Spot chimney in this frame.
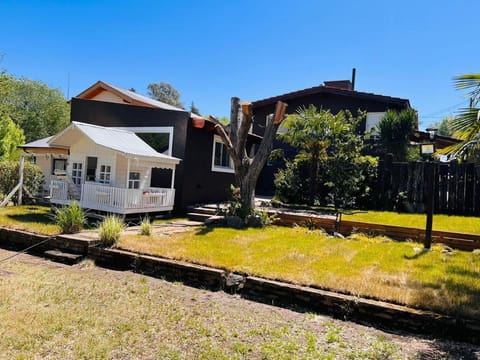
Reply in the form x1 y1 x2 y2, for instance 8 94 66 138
351 68 356 90
323 80 353 90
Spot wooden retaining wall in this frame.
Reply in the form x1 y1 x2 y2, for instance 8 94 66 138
272 213 480 251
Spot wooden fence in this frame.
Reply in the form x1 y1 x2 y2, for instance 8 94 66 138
376 155 480 215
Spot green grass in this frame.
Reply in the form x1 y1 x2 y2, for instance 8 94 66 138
343 210 480 234
0 249 426 359
0 205 60 235
118 226 480 318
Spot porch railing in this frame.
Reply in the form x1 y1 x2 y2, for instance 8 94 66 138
50 180 69 204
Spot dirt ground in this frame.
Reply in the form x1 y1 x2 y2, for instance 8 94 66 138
0 248 479 359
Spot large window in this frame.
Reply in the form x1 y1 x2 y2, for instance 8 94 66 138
211 135 234 173
365 112 386 136
128 172 141 189
98 165 111 184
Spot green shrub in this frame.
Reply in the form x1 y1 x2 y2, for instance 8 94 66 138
54 201 86 234
0 160 44 204
98 215 126 246
139 217 153 236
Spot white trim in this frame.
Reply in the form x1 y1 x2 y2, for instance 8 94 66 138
115 126 174 156
211 135 235 174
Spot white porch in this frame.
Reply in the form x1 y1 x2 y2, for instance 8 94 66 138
51 180 175 214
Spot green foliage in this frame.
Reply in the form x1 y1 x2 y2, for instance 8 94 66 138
147 82 183 108
98 215 126 246
377 109 417 161
276 106 372 210
0 116 25 160
439 74 480 161
54 201 86 234
0 160 43 204
0 73 70 142
139 217 153 236
433 116 455 137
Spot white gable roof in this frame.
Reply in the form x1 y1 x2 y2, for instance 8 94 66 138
49 122 180 165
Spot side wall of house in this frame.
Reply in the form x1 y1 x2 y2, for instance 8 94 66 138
252 92 410 196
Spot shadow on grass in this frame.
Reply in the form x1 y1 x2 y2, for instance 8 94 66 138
7 213 54 225
195 226 215 235
403 248 430 260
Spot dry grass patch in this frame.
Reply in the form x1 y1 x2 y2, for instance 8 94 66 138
118 226 480 318
0 249 450 359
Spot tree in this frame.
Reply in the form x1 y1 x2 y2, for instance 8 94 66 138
209 98 287 217
189 101 200 115
0 115 25 161
432 116 455 137
279 106 365 209
440 74 480 160
0 73 70 142
377 109 417 161
147 82 183 108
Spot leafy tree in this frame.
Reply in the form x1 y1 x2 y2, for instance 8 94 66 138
0 115 25 160
275 106 373 211
0 73 70 142
377 109 417 161
433 116 455 137
147 82 183 108
189 101 200 115
0 160 43 204
440 74 480 160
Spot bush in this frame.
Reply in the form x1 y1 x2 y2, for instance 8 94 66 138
98 215 126 247
54 201 86 234
139 217 153 236
0 160 44 204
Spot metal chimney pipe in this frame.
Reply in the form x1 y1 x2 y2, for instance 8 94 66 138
351 68 356 91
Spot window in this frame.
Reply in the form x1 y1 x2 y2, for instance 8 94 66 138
71 163 83 185
98 165 111 184
365 112 386 136
128 172 141 189
211 135 234 173
52 159 67 175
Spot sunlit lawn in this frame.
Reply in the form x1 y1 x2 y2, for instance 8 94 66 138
0 205 59 235
119 226 480 318
343 210 480 234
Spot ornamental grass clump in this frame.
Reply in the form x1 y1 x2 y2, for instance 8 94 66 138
139 217 153 236
98 215 126 247
54 201 86 234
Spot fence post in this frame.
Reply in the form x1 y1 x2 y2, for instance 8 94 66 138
424 162 436 249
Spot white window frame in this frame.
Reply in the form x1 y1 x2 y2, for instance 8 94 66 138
71 162 83 185
115 126 174 156
98 164 112 184
128 171 141 189
211 135 234 173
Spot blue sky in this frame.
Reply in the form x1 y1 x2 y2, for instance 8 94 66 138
1 0 478 129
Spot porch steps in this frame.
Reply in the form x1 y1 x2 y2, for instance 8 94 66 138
186 205 219 223
44 249 84 265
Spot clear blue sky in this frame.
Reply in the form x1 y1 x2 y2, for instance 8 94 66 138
1 0 478 129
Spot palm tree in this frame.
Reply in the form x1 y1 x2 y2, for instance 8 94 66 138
441 74 480 160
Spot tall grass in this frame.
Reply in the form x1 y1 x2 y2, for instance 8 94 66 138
98 215 126 246
53 201 86 234
139 217 153 236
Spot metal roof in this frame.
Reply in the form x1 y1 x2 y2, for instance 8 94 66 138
49 122 181 164
20 136 55 148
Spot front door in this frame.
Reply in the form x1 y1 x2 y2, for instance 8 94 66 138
86 157 97 182
71 162 83 195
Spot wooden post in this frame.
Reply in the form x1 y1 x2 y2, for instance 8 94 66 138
170 167 175 189
424 162 436 249
18 154 25 205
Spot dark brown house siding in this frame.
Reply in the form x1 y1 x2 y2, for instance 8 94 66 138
251 86 411 196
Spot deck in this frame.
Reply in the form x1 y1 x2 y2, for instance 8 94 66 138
50 180 175 214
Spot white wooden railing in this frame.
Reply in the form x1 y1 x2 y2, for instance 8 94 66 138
81 183 175 213
50 180 69 204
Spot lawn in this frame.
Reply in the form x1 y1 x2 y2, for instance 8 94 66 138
342 210 480 234
118 226 480 318
0 249 443 359
0 205 60 235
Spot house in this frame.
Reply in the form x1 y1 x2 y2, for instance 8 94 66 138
21 81 255 214
251 79 413 195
